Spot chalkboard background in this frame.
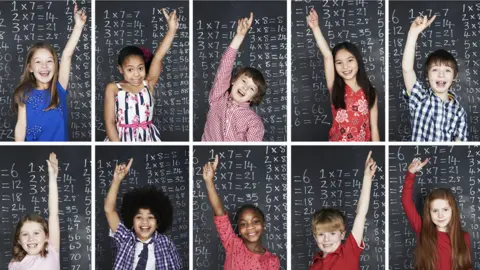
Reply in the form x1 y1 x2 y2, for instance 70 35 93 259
95 146 189 270
193 146 287 269
292 0 386 141
193 1 287 142
0 1 91 141
389 146 480 269
95 1 189 141
389 1 480 141
291 146 385 269
0 146 91 269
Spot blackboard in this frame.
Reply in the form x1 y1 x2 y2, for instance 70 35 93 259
291 146 385 269
292 0 386 141
95 1 189 142
0 1 91 141
389 1 480 141
193 1 287 142
193 146 287 269
388 146 479 269
0 146 91 269
95 146 189 270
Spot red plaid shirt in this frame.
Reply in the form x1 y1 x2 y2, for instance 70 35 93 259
201 47 264 142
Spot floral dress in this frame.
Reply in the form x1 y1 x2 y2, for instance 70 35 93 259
106 80 161 142
329 85 371 141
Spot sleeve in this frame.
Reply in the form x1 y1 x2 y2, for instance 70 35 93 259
109 221 134 245
56 80 68 94
454 109 468 141
270 255 280 270
7 262 17 270
47 240 60 262
167 237 183 270
403 79 426 108
345 232 365 259
401 171 422 234
213 213 240 253
209 47 237 104
245 115 265 141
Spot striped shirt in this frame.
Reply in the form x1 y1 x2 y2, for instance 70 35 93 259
403 80 467 141
201 46 264 142
110 222 182 270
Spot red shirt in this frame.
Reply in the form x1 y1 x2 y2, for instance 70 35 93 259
214 214 280 270
309 233 364 270
201 46 264 142
329 85 371 142
402 172 472 270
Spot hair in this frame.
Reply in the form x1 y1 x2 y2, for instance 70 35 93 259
229 67 267 106
415 188 472 270
117 45 152 74
12 42 60 112
234 204 265 234
331 42 377 110
423 49 458 82
11 214 49 262
120 186 173 234
311 208 346 235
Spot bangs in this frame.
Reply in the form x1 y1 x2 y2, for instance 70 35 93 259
427 58 456 70
314 219 345 234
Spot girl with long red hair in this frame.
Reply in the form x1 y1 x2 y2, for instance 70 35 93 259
402 158 472 270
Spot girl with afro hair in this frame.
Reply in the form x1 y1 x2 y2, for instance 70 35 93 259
104 158 181 270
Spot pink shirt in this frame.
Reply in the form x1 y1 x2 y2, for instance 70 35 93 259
8 241 60 270
214 214 280 270
201 46 265 142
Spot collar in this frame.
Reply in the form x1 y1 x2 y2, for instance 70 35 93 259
313 244 342 262
228 95 251 108
428 88 458 104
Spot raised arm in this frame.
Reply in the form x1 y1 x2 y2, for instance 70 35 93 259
104 158 133 232
46 153 60 251
202 155 225 216
306 8 334 91
402 158 429 233
402 16 436 94
351 151 376 246
209 13 253 103
104 83 120 142
14 104 26 141
146 8 178 90
58 3 87 89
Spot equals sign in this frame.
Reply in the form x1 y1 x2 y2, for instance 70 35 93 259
37 15 45 20
1 170 9 177
37 35 44 40
434 41 441 46
439 148 446 153
439 158 447 163
126 14 133 19
37 4 44 10
221 24 228 28
304 120 312 124
350 33 357 38
295 8 303 14
235 154 242 158
271 45 278 50
126 23 133 27
235 174 242 179
2 195 11 200
234 184 242 189
344 173 350 176
126 32 133 37
235 164 242 169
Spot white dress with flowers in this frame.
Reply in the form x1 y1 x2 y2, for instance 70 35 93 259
107 80 161 142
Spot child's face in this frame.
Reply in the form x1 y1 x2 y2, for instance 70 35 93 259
427 64 455 95
133 208 157 241
334 49 358 82
28 48 55 87
430 199 452 232
118 55 146 87
18 221 48 256
231 74 259 103
314 230 345 255
237 208 265 244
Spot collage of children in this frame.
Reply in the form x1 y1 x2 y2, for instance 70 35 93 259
0 0 478 269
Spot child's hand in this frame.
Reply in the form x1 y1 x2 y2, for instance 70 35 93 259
113 158 133 182
409 15 436 36
162 8 178 31
46 152 58 176
73 3 87 27
236 12 253 37
202 155 219 183
408 157 429 173
364 151 377 179
306 8 319 30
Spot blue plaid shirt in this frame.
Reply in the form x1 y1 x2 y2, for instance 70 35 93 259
110 221 182 270
403 80 468 142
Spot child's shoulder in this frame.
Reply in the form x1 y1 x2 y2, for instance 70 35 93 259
105 82 120 93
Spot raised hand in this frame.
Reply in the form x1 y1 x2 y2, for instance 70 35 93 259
409 15 436 36
202 155 219 183
113 158 133 182
408 157 429 173
162 8 179 31
237 12 253 37
73 3 87 27
306 8 320 30
47 152 59 177
364 151 377 179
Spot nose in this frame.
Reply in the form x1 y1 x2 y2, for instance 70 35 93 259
324 234 330 241
438 211 444 218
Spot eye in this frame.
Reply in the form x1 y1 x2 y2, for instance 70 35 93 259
128 68 133 72
330 232 336 236
432 209 437 213
139 67 144 71
48 60 53 63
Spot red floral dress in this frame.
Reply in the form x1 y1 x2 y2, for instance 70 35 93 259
329 85 371 141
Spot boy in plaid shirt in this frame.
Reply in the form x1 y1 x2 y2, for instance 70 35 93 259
402 15 467 142
201 12 267 142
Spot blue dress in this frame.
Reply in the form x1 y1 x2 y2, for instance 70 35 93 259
25 81 68 141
